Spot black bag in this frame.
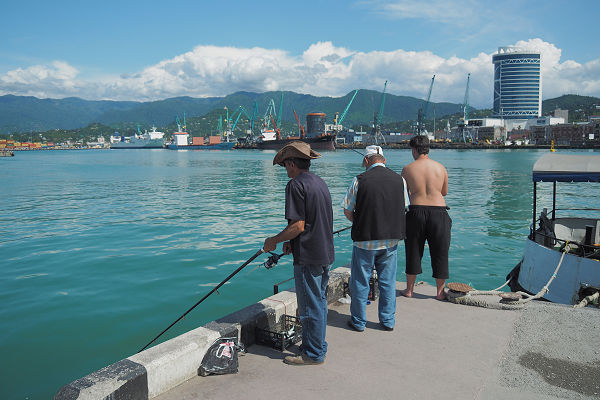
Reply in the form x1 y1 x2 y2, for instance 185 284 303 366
198 337 245 377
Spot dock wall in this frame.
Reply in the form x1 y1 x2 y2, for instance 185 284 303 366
54 267 350 400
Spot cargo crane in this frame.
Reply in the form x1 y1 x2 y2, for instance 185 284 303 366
250 101 258 137
261 99 280 141
269 114 281 140
293 110 306 139
229 105 252 133
416 75 435 135
463 73 470 122
334 89 359 131
371 81 387 144
458 73 473 143
276 92 284 128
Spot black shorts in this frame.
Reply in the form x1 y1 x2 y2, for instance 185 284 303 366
405 205 452 279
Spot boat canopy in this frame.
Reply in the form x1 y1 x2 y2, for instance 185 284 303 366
532 153 600 183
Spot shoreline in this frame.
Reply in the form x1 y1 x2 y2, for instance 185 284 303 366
6 143 600 152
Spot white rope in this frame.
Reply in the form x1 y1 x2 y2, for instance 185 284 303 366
574 291 599 309
447 243 572 309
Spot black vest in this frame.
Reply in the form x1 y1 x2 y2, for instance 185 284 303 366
351 166 406 242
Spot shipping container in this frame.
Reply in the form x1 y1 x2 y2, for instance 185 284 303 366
192 136 203 145
208 136 221 144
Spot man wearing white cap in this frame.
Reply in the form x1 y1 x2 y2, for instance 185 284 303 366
341 145 407 332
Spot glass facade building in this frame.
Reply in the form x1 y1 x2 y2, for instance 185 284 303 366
492 47 541 119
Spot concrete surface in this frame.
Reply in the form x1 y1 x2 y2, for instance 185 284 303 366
156 282 600 400
153 281 598 400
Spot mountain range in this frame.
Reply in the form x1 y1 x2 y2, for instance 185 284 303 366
0 91 464 134
1 92 598 136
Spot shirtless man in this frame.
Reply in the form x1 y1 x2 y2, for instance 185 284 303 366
401 135 451 300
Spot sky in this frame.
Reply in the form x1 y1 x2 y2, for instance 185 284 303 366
1 0 599 109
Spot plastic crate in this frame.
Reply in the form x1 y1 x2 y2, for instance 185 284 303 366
255 315 302 351
343 275 378 300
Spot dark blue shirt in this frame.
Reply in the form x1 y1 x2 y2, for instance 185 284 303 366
285 171 335 266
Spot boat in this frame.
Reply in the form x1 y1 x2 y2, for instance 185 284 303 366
254 112 336 151
165 113 236 150
166 131 236 150
507 153 600 305
0 150 15 157
110 126 165 149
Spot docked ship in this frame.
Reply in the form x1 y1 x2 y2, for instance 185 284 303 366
166 128 235 150
254 112 336 151
110 126 166 149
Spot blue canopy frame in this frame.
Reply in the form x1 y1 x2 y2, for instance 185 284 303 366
532 153 600 226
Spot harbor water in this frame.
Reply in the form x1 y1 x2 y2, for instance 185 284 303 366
1 148 598 399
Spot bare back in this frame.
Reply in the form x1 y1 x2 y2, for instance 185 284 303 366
401 155 448 206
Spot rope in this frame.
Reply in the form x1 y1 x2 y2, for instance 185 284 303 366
574 291 599 309
447 242 572 310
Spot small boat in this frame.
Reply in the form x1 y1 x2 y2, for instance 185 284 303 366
0 150 15 157
508 153 600 305
110 126 165 149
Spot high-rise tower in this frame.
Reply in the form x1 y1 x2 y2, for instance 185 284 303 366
492 47 541 119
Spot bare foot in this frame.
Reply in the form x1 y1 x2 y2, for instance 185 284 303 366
436 291 447 301
400 289 413 298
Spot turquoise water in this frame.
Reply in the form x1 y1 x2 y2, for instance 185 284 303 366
1 148 598 399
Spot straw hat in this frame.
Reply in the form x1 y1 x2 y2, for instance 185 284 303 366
272 141 322 166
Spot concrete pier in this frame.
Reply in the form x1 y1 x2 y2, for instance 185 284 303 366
56 267 600 399
157 282 599 399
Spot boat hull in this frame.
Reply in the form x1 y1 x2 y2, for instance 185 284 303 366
110 140 164 149
255 135 336 151
515 238 600 304
166 142 236 150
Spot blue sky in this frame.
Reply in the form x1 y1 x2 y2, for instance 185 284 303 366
1 0 599 108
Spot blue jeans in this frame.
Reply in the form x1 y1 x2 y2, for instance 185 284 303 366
294 264 330 362
349 245 398 329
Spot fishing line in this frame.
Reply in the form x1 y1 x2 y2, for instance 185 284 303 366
350 148 365 157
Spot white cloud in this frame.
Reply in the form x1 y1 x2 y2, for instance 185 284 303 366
0 39 598 109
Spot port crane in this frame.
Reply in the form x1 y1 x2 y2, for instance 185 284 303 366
276 92 284 128
293 110 306 139
458 73 473 143
228 105 252 133
262 99 277 130
371 81 387 144
269 114 281 140
416 75 435 135
334 89 359 131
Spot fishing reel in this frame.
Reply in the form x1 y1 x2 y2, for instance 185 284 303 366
263 252 284 269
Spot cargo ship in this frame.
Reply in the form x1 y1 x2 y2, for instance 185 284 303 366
253 112 336 151
166 130 235 150
110 126 165 149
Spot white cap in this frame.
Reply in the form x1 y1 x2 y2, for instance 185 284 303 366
364 145 383 157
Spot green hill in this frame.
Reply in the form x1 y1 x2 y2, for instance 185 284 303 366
0 91 463 135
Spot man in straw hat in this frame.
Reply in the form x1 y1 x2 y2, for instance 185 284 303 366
341 145 407 332
264 141 334 366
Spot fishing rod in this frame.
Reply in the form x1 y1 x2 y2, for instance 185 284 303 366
138 248 265 353
350 148 365 157
138 226 353 352
334 226 351 235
